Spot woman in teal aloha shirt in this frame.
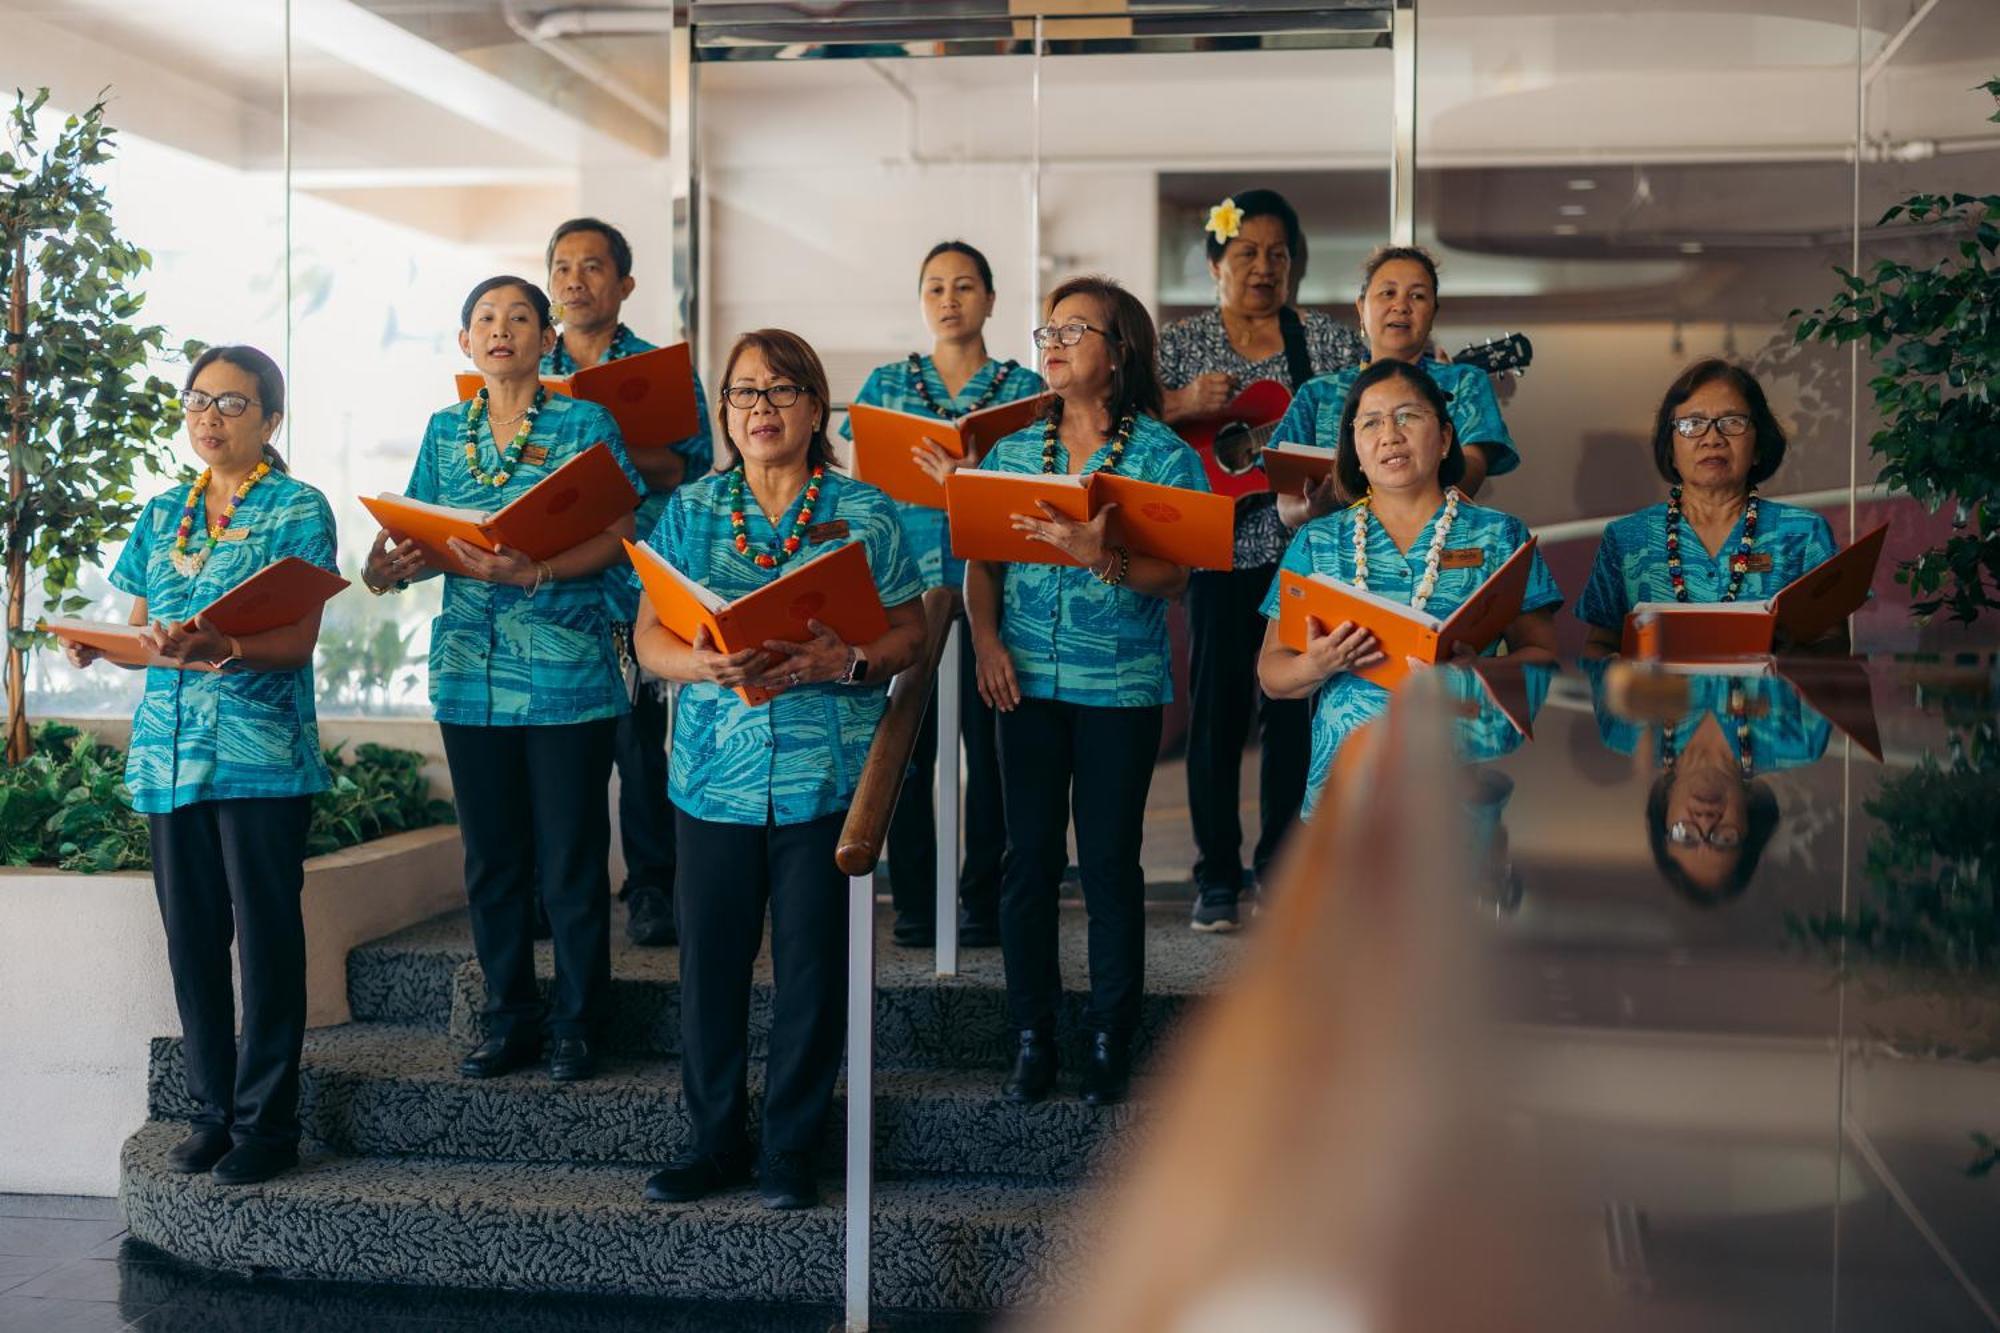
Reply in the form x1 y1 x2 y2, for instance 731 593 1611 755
965 274 1210 1110
363 276 642 1089
840 239 1046 950
68 345 336 1187
632 328 924 1212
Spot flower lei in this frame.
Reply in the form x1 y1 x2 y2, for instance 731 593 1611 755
1665 485 1759 602
1660 682 1755 779
464 385 547 488
730 464 824 570
907 354 1014 420
1205 197 1243 243
1041 410 1135 476
171 462 272 577
546 322 636 374
1352 488 1461 609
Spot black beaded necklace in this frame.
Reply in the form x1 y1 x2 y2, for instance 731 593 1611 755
906 353 1014 420
1040 408 1135 476
1659 683 1755 779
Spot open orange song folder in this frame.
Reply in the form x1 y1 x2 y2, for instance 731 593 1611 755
625 538 890 706
361 443 640 578
944 469 1234 570
1276 537 1539 692
44 556 350 671
1260 442 1337 498
1620 522 1888 659
847 393 1053 509
455 342 701 450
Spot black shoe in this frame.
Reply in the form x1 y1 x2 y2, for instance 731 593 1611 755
892 912 936 948
625 883 677 948
957 907 1000 948
1001 1029 1058 1104
210 1141 298 1186
164 1127 233 1175
459 1032 543 1079
758 1149 819 1210
1190 885 1241 934
547 1036 595 1083
644 1147 754 1204
1079 1030 1132 1107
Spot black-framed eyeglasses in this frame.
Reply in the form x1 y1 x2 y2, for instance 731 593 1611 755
1031 320 1116 350
722 384 811 410
1671 414 1752 440
1666 820 1742 850
182 390 260 418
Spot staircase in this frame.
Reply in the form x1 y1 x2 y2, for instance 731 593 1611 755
118 901 1235 1314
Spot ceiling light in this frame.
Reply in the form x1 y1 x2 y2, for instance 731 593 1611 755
1679 241 1704 254
1559 204 1587 217
1554 224 1580 236
1567 179 1597 191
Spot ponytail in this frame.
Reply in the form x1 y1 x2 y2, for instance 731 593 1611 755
261 442 290 474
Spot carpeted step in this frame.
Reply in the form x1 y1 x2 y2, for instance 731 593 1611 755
147 1026 1144 1181
120 1120 1086 1311
346 911 478 1030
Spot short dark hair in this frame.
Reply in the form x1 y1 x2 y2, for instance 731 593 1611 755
1645 770 1782 906
920 240 994 292
1203 188 1306 276
714 328 836 471
1334 358 1465 499
1359 244 1440 298
184 344 289 473
546 217 633 280
1041 274 1164 425
460 276 551 332
1650 358 1789 487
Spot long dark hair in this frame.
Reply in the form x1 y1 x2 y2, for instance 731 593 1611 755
1333 358 1464 498
184 344 288 473
713 328 836 471
1040 274 1164 428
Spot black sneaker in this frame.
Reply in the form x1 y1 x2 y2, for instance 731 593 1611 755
1189 885 1240 933
625 883 676 948
758 1149 819 1210
644 1147 754 1204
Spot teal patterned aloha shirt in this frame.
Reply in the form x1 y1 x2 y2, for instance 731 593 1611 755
540 329 713 621
644 468 922 826
406 393 642 727
1577 499 1838 631
1270 357 1519 480
839 354 1046 591
1259 496 1564 818
1589 667 1831 774
109 470 338 815
977 413 1210 708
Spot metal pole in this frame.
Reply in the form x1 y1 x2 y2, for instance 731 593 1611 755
669 0 700 357
934 619 962 977
1389 0 1418 246
842 871 876 1331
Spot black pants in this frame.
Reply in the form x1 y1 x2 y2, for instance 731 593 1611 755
614 681 675 896
996 698 1163 1036
885 614 1003 923
442 719 618 1041
148 796 313 1149
675 808 847 1157
1185 563 1310 892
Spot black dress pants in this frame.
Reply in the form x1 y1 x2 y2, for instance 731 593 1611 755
1184 563 1311 892
441 718 618 1041
147 795 313 1149
996 698 1163 1036
613 681 675 896
675 807 847 1157
885 613 1004 924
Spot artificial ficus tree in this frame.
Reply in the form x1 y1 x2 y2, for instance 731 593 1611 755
1 88 195 762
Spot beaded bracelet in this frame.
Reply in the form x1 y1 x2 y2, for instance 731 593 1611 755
1092 544 1131 588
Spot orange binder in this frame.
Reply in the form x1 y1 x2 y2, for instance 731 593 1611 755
944 470 1234 570
1621 656 1884 763
847 394 1053 509
455 343 701 449
361 443 640 577
1276 537 1539 691
1260 443 1336 498
44 556 350 671
625 538 891 706
1621 523 1888 659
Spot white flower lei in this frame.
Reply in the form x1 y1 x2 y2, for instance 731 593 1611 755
1352 488 1461 609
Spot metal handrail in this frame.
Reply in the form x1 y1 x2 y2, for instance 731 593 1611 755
836 586 959 876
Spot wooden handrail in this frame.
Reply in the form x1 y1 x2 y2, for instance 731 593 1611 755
835 586 958 877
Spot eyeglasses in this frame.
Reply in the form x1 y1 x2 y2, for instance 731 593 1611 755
1031 320 1116 350
1353 407 1436 441
721 384 811 410
182 391 260 418
1671 414 1752 440
1666 820 1742 850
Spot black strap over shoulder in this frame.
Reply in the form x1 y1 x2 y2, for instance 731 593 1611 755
1277 306 1314 390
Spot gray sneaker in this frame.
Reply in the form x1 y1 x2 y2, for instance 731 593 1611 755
1190 886 1240 933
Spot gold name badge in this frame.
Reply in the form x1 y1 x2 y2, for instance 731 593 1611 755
215 527 251 542
1437 547 1486 570
1744 552 1775 573
518 445 551 467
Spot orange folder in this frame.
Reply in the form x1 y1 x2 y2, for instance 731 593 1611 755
455 343 700 449
361 443 640 577
45 556 350 671
1260 443 1337 498
1621 523 1888 659
847 394 1053 509
625 538 891 706
1276 537 1539 691
944 470 1233 570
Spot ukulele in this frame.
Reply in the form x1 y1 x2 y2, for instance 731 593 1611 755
1180 331 1535 498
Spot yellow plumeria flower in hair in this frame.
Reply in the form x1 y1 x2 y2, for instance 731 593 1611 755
1205 197 1244 243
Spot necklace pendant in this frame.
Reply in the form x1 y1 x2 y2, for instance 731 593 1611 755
170 549 205 578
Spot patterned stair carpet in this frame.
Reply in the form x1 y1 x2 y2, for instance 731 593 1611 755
120 901 1244 1313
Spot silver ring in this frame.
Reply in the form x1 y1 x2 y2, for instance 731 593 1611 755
788 672 801 687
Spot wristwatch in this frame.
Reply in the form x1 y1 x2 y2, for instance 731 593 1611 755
839 646 869 686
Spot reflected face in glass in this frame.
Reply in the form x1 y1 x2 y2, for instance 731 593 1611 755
1662 717 1749 894
1211 215 1291 319
1039 293 1117 403
1670 379 1757 494
1352 378 1451 495
919 250 994 343
724 346 819 467
548 230 633 335
1357 258 1436 362
458 285 555 378
185 359 273 473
